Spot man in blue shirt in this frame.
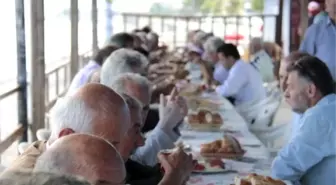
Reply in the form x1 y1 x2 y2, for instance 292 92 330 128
272 56 336 185
278 52 310 142
299 0 336 80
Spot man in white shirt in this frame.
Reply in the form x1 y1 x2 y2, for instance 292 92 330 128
215 43 266 105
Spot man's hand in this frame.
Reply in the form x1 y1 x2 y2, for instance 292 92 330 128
158 88 188 131
158 148 194 185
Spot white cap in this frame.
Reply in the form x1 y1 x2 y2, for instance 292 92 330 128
308 1 320 12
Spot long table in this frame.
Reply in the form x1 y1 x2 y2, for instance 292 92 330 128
179 94 285 185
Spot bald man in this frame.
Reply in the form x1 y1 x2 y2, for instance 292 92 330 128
34 134 126 184
1 83 130 175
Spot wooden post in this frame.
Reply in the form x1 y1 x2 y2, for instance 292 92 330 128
300 0 309 39
70 0 79 79
92 0 99 53
275 0 284 47
30 0 45 141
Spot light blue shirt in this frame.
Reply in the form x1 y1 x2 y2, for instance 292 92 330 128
131 126 179 166
215 60 266 105
213 62 229 83
290 112 302 140
299 17 336 80
272 94 336 185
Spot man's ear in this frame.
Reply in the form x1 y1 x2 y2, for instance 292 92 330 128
307 83 317 98
58 128 75 138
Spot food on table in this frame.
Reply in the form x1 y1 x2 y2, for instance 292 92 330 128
193 159 225 172
178 83 203 96
234 173 286 185
200 135 245 158
187 109 223 125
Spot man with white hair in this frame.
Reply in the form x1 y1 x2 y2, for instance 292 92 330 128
203 36 228 83
1 84 131 175
100 48 149 84
105 73 187 166
249 37 275 82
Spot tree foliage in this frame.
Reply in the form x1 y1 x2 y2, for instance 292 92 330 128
181 0 243 15
251 0 264 13
150 3 179 14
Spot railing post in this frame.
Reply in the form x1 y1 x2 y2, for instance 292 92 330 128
92 0 99 53
70 0 79 79
30 0 45 141
15 0 28 143
275 0 284 47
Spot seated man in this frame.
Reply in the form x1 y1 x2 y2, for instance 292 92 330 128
272 56 335 185
117 93 193 185
100 48 149 83
1 84 131 175
215 43 266 105
202 36 228 84
34 134 126 184
105 73 187 166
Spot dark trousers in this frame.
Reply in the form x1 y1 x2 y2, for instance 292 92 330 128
142 108 159 133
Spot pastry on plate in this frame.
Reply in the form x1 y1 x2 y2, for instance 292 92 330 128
234 173 286 185
200 135 245 158
187 109 223 125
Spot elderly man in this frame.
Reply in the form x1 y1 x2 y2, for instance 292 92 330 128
215 43 266 105
203 36 228 84
117 92 193 185
1 83 131 175
278 52 310 142
299 0 336 80
272 56 336 185
105 73 187 166
249 37 275 83
100 48 149 84
34 134 126 184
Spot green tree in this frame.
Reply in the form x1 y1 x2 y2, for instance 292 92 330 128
251 0 264 13
181 0 243 15
150 3 178 14
223 0 244 14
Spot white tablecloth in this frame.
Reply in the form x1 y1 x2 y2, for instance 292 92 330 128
180 96 281 185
